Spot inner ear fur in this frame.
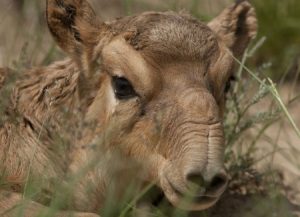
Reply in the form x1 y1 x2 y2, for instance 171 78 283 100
208 0 257 58
46 0 111 73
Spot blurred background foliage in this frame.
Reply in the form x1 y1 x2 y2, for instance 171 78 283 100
251 0 300 80
0 0 299 81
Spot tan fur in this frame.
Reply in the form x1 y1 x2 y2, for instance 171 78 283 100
0 0 257 216
0 67 8 89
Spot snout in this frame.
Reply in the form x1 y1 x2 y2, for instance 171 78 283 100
160 164 228 211
158 121 227 210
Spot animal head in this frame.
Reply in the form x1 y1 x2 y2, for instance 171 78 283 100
47 0 257 211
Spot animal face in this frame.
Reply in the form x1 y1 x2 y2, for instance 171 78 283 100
47 0 257 210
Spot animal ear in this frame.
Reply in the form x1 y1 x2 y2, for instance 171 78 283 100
46 0 112 73
208 0 257 58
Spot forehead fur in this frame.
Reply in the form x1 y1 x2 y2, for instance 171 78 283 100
108 12 220 65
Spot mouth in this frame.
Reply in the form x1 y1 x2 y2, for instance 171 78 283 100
159 174 220 211
138 186 219 215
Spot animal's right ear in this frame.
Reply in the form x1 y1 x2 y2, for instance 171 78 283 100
208 0 257 58
46 0 112 73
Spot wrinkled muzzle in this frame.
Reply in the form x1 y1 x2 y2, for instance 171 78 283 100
159 122 228 211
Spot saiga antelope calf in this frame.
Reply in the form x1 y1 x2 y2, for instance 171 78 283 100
0 0 257 216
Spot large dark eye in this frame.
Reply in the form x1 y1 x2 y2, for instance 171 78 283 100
112 76 137 100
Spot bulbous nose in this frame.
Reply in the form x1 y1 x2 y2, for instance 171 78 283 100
186 170 228 197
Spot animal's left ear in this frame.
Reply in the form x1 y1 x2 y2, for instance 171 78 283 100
46 0 112 73
208 0 257 58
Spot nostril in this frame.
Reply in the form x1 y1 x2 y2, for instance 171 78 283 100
186 172 205 187
186 172 207 196
211 175 226 189
206 173 228 196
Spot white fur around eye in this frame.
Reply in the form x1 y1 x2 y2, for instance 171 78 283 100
107 85 119 114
